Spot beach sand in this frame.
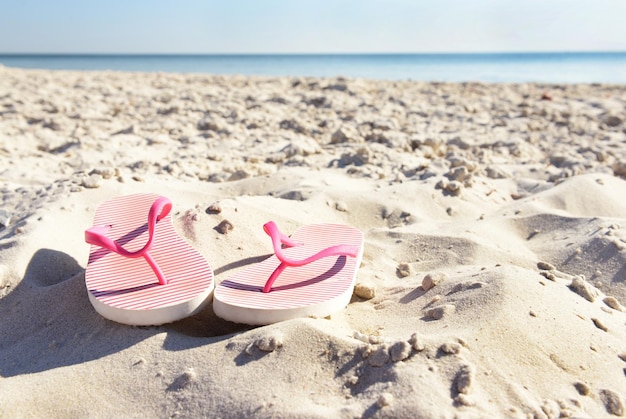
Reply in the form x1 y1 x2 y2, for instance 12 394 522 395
1 65 625 417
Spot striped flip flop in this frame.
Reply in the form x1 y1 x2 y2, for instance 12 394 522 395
214 221 364 325
84 194 214 325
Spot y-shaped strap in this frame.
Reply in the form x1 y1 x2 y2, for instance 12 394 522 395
85 196 172 285
262 221 360 293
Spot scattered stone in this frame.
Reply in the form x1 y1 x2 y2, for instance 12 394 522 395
422 272 448 291
377 393 394 408
334 201 348 212
157 106 179 115
436 179 463 196
254 333 283 352
396 263 411 278
574 381 590 396
331 126 361 144
228 170 250 181
352 331 370 343
353 283 375 300
570 276 599 302
389 341 412 362
279 119 306 134
215 220 234 234
591 318 608 332
206 202 222 214
599 389 625 416
541 399 560 418
603 296 624 312
281 136 321 157
90 167 118 179
424 304 456 320
81 174 103 189
0 210 12 230
537 261 556 271
408 333 425 352
455 364 475 394
197 117 221 131
604 114 623 127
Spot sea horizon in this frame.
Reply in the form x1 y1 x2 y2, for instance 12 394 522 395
1 51 626 84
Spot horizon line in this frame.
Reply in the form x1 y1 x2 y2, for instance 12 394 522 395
1 50 626 56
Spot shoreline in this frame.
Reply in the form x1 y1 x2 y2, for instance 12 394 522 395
1 66 626 417
2 51 626 84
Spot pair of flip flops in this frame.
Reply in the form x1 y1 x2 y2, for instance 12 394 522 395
84 194 364 326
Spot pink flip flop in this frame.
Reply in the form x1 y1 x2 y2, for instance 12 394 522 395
214 221 364 325
84 194 214 325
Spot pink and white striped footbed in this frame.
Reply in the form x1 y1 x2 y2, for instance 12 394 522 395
84 194 214 325
213 222 364 325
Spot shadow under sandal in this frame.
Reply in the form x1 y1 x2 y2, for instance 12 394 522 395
213 221 364 325
84 193 214 326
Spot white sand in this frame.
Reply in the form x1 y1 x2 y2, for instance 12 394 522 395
1 65 625 417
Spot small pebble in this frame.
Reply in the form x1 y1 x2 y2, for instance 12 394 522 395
541 399 560 418
90 167 117 179
389 341 412 362
570 276 599 302
206 202 222 214
0 210 12 230
409 333 425 352
335 201 348 212
353 283 375 300
396 263 411 278
255 333 283 352
599 389 625 416
422 272 448 291
574 381 590 396
603 296 624 312
591 318 608 332
445 180 463 196
537 261 555 271
353 331 370 343
81 174 103 189
215 220 234 234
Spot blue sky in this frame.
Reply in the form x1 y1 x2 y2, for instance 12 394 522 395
1 0 625 53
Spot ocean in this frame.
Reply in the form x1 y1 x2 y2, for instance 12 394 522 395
1 53 625 84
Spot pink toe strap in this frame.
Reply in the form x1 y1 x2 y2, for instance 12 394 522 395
85 196 172 285
262 221 360 293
